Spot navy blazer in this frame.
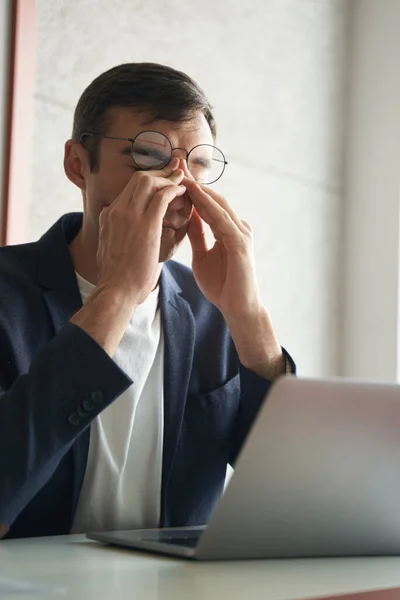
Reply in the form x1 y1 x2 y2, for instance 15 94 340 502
0 213 294 539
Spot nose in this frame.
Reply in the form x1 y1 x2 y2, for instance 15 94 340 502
177 157 193 180
166 158 192 213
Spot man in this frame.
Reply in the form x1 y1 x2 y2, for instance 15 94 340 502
0 63 295 539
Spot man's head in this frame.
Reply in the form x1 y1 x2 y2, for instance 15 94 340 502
64 63 217 262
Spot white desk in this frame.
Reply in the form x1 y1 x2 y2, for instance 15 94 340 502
1 535 400 600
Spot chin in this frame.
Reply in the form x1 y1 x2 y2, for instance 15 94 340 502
158 228 187 263
158 242 178 263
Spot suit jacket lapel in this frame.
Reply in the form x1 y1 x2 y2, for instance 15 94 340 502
159 264 195 526
36 213 89 524
37 214 84 333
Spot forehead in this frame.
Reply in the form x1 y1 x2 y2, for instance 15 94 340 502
107 107 214 148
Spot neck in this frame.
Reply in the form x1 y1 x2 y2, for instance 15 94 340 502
68 217 101 285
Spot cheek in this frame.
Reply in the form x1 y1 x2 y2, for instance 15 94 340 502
87 167 134 210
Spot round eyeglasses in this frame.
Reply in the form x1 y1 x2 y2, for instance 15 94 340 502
80 130 228 185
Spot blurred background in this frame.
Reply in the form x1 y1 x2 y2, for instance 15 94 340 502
1 0 400 381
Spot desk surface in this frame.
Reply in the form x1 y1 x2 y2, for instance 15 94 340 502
1 534 400 600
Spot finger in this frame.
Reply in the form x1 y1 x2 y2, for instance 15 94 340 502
136 157 183 185
128 170 184 212
184 178 246 232
98 204 110 231
166 169 185 185
241 219 252 232
183 181 243 243
152 156 180 178
108 157 183 212
187 208 208 260
146 184 187 222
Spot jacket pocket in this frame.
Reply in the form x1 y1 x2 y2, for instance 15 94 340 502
184 374 240 442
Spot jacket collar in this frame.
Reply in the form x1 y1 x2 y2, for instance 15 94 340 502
37 213 84 332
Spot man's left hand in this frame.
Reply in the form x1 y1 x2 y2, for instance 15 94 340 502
184 179 286 380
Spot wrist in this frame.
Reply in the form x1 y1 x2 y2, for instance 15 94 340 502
222 303 269 335
224 306 285 380
70 284 138 357
94 281 140 312
96 265 161 308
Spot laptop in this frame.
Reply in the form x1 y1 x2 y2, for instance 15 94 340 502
87 375 400 560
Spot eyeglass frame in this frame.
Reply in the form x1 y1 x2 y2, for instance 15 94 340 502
79 130 228 185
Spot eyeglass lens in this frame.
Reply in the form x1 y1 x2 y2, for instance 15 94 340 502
131 131 225 185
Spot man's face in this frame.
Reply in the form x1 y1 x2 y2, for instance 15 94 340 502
81 108 214 262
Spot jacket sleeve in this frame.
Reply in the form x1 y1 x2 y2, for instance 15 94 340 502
230 347 296 465
0 322 132 526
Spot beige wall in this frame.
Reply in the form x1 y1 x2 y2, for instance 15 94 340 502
31 0 350 377
341 0 400 381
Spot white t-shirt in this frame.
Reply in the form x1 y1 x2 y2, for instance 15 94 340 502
71 272 164 533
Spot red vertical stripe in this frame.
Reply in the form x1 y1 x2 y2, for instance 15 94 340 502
1 0 36 245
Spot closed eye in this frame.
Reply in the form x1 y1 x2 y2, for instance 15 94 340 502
121 146 133 156
133 145 168 162
189 157 212 169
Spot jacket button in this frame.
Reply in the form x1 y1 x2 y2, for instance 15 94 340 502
83 398 95 412
91 390 104 404
68 413 80 427
77 406 90 418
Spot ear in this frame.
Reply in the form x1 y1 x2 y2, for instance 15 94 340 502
64 139 90 191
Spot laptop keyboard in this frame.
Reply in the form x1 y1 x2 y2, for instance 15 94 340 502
158 536 199 548
140 532 201 549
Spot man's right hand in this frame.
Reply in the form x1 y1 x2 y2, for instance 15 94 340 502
97 157 185 306
70 157 185 356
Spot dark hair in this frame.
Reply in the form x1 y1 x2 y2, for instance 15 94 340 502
72 62 216 171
